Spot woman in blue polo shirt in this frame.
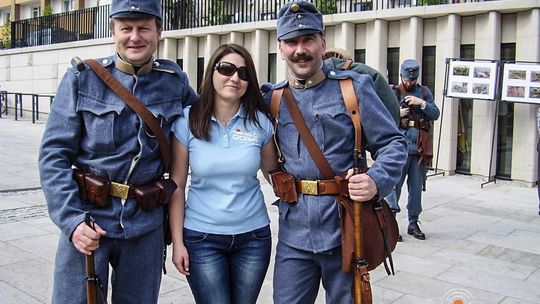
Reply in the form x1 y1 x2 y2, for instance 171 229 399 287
169 44 278 304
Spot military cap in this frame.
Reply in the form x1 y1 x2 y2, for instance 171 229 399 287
400 59 420 80
110 0 162 20
277 1 323 41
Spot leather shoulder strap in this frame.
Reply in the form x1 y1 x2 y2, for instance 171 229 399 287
339 79 362 151
84 59 171 172
270 88 284 120
282 86 336 179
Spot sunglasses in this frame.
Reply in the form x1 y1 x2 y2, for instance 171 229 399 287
214 61 249 81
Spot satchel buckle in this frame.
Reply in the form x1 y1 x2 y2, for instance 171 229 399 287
110 182 130 200
408 120 415 127
301 180 318 195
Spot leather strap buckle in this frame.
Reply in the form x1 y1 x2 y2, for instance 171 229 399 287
300 180 318 195
110 182 130 200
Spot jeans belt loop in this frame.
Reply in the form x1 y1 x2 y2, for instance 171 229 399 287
110 182 130 200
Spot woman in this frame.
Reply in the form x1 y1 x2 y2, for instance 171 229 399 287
169 43 278 304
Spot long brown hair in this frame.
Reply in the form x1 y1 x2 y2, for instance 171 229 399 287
189 43 270 141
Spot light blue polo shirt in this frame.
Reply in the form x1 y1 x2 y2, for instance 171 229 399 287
171 105 274 234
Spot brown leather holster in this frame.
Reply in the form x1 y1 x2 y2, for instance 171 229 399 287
73 169 177 210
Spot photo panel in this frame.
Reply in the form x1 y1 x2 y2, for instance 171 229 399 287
446 60 498 100
502 62 540 104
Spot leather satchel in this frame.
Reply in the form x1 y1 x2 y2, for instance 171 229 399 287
417 127 433 166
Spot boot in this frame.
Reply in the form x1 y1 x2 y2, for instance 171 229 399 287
407 221 425 240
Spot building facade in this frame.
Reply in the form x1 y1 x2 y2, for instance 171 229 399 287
0 0 538 185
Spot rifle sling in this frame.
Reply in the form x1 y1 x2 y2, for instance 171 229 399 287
84 59 171 172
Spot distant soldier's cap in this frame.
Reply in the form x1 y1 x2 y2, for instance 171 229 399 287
110 0 162 20
277 1 323 41
400 59 420 80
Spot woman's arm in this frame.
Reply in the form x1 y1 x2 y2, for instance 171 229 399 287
169 137 191 275
260 139 279 183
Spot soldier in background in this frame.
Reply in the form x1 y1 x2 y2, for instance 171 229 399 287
38 0 197 302
385 59 440 240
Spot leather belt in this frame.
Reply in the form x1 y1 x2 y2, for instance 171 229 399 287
295 179 341 195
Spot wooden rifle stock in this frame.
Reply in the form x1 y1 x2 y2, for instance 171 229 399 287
352 150 372 304
84 212 98 304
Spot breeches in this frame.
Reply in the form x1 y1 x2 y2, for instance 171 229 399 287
273 241 353 304
52 226 164 304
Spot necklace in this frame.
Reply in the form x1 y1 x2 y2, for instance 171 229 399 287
216 116 232 127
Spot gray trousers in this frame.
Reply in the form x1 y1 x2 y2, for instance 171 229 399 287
273 241 353 304
52 226 163 304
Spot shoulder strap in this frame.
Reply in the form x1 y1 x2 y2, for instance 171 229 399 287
282 86 336 179
84 59 171 172
339 79 362 152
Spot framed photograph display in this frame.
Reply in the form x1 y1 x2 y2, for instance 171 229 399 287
501 62 540 104
446 60 498 100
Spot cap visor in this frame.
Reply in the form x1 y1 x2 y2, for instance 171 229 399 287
279 29 321 41
110 11 158 19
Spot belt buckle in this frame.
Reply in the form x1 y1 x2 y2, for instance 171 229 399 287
408 120 415 127
301 180 318 195
110 182 130 200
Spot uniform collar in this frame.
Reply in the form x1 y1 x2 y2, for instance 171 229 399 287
288 63 326 89
115 54 154 75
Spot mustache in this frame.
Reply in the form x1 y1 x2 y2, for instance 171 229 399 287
290 54 314 63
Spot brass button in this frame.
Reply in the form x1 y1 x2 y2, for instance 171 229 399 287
291 3 300 12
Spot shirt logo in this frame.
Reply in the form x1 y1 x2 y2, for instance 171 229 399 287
232 128 259 143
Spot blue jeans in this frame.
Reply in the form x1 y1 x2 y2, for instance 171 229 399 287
386 154 425 223
273 241 353 304
183 225 272 304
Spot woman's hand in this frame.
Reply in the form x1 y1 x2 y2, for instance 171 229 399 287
172 242 190 276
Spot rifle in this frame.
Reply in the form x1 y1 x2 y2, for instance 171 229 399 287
84 212 107 304
352 150 372 304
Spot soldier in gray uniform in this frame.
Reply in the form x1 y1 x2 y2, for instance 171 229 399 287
38 0 197 302
261 1 407 303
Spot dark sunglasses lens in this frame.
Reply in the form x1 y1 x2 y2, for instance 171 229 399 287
216 62 249 81
217 63 236 76
237 67 249 81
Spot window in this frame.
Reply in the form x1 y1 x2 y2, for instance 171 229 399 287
32 7 40 18
421 46 436 93
387 47 400 85
197 57 205 92
496 43 516 180
267 53 277 84
455 44 475 174
64 0 74 12
354 49 365 64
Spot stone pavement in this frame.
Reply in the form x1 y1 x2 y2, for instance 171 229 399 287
1 114 539 304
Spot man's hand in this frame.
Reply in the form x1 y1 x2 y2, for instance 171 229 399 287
404 95 425 107
72 222 107 255
400 107 410 117
346 169 378 201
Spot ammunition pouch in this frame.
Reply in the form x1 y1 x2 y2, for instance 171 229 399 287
73 170 110 208
73 169 177 210
269 170 297 203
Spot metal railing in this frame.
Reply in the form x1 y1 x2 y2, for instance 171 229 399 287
9 0 483 48
0 91 54 123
